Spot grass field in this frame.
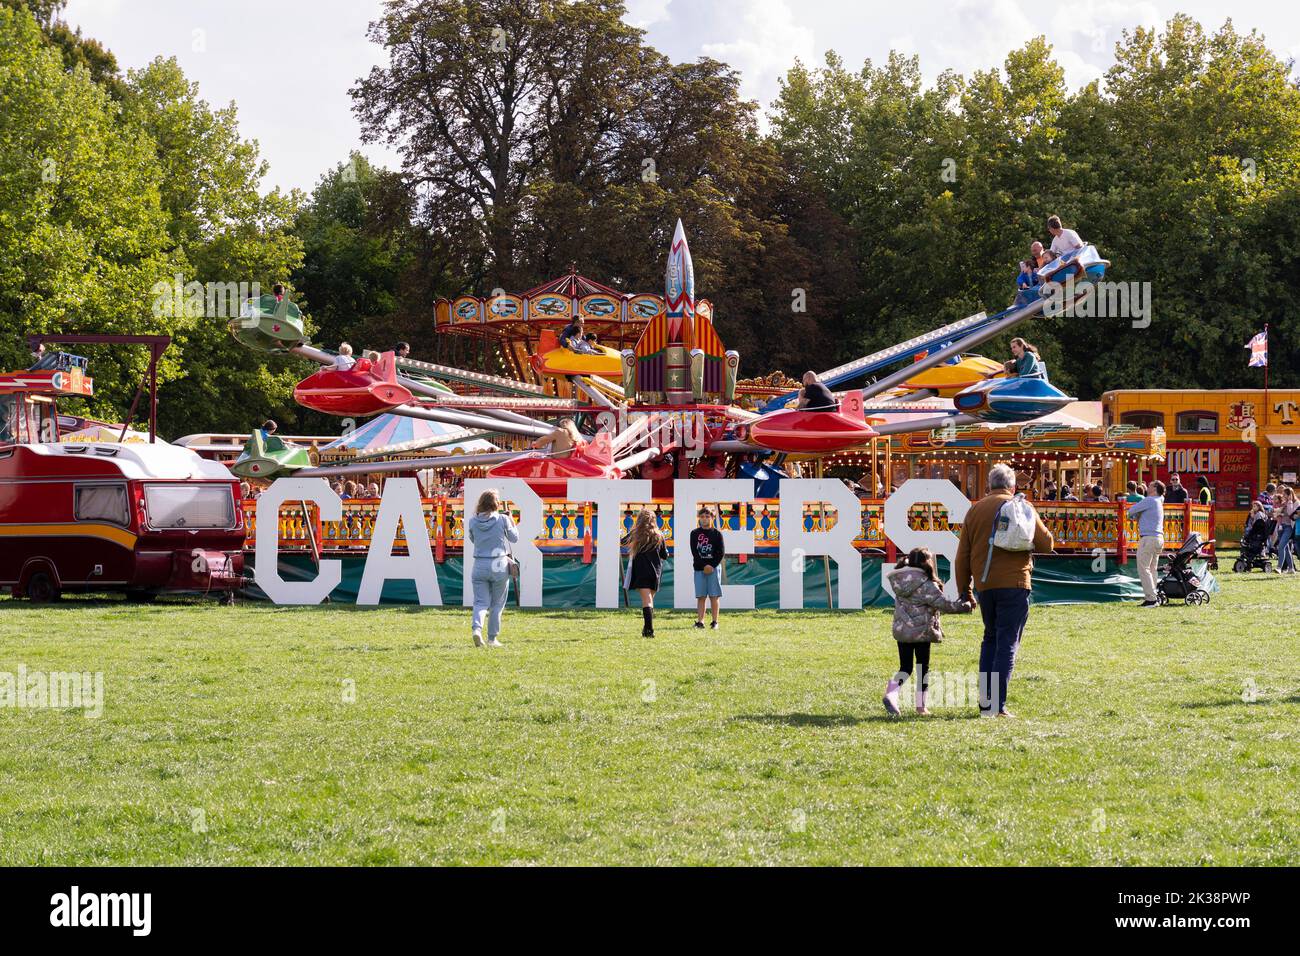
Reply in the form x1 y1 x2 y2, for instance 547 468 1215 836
1 570 1298 866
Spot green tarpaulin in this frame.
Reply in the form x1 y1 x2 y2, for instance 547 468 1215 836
243 553 1157 607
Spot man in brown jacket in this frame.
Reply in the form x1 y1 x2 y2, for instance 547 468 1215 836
954 464 1054 717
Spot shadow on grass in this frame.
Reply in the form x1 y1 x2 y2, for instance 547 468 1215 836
734 712 868 727
735 709 987 727
1181 695 1300 709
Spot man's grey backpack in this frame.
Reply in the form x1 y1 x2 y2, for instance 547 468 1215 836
982 493 1037 583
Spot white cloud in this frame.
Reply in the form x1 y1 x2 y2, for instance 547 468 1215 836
641 0 815 111
624 0 672 28
933 0 1036 77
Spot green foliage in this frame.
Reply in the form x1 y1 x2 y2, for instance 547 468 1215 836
120 57 305 438
0 6 173 422
769 18 1300 395
1 0 124 96
292 153 416 353
352 0 855 375
0 7 304 438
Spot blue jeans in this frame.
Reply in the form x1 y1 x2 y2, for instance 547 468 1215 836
1278 524 1295 572
471 564 510 639
975 588 1031 714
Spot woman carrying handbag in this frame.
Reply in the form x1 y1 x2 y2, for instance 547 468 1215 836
467 489 519 647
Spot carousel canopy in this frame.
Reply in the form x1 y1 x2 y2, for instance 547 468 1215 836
319 413 496 460
62 424 150 443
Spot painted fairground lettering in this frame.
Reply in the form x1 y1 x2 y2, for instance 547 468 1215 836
254 477 962 609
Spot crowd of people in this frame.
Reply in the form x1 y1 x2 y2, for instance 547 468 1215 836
1014 215 1085 297
1243 482 1299 573
470 464 1054 720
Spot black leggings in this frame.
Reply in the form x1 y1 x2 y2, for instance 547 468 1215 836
895 643 932 689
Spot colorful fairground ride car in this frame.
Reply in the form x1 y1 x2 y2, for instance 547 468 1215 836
0 353 245 602
228 291 307 353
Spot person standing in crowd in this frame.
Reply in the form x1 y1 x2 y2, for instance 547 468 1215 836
953 464 1054 718
796 371 838 411
1259 482 1277 507
690 507 726 631
1164 473 1189 504
1196 476 1213 505
467 489 519 648
625 510 669 637
1274 485 1296 574
883 547 973 717
1128 480 1166 608
1124 481 1142 504
1046 215 1084 257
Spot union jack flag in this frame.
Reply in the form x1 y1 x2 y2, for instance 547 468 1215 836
1246 331 1268 368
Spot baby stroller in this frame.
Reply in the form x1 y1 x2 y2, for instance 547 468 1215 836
1233 517 1275 573
1157 532 1213 605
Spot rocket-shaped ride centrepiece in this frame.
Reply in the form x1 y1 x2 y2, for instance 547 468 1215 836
662 219 695 405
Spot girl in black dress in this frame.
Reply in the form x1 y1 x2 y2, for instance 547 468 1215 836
624 509 669 637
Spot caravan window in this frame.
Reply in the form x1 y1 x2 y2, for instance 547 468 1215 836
143 483 235 529
74 484 130 527
0 396 15 444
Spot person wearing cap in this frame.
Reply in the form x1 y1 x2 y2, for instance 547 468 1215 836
1163 473 1189 504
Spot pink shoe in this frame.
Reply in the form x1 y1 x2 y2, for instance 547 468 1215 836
882 680 901 717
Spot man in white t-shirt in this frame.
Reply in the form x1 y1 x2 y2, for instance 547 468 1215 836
1047 215 1084 257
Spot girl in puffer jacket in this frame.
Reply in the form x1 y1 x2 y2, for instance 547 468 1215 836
884 548 973 716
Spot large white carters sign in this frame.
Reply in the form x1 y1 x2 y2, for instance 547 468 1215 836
254 478 963 609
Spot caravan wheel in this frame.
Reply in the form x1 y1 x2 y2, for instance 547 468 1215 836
25 572 61 603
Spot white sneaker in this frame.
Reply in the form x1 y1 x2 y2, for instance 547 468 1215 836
486 638 504 648
472 632 484 647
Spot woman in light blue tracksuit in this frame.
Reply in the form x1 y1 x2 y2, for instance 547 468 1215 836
467 489 518 647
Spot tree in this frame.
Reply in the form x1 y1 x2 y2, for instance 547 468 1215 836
1 0 124 95
293 153 418 353
0 6 173 423
120 57 306 437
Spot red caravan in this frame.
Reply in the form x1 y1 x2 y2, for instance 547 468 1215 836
0 360 245 601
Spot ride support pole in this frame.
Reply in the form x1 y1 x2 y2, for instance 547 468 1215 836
435 496 446 563
582 503 593 564
1116 500 1127 564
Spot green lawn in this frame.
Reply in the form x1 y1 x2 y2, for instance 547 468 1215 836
1 570 1297 865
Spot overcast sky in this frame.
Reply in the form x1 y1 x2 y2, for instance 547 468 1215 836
64 0 1300 196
